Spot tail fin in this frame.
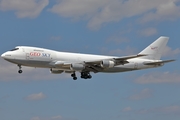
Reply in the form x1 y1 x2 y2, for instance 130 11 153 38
139 36 169 60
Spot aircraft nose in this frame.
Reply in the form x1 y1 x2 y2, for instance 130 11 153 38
1 53 5 58
1 52 10 59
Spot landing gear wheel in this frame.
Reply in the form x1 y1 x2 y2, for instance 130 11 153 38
88 75 92 79
18 65 22 74
71 72 77 80
81 72 92 79
73 77 77 80
71 74 75 77
18 70 23 74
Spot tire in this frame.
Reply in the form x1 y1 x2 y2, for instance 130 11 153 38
18 70 23 74
73 77 77 80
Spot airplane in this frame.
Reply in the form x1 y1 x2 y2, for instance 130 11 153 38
1 36 175 80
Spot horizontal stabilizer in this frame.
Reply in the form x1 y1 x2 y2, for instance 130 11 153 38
144 59 175 65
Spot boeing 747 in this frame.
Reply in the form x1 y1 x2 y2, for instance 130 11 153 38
1 36 175 80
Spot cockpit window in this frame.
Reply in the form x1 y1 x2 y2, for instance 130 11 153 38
10 48 19 51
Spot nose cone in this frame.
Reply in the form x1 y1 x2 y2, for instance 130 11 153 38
1 53 6 58
1 52 11 59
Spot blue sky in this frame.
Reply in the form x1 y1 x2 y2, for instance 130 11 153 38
0 0 180 120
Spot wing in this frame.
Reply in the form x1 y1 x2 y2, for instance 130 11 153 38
54 54 146 73
84 54 146 73
85 54 146 65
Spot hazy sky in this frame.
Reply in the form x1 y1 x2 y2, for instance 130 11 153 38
0 0 180 120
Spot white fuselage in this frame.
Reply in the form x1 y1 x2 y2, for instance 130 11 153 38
1 46 161 73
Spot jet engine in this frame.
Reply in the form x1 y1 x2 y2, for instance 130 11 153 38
50 68 64 74
100 60 115 68
70 63 85 71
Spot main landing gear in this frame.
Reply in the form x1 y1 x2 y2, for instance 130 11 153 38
71 73 77 80
81 72 92 79
71 72 92 80
18 65 23 74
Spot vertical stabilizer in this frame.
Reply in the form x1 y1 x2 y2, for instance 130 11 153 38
139 36 169 60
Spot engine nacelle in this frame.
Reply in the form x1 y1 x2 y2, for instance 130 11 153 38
101 60 115 68
50 68 64 74
70 63 85 71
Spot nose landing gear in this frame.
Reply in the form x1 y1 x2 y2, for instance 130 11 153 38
18 65 23 74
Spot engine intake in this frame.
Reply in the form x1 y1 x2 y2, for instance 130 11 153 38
70 63 85 71
101 60 115 68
